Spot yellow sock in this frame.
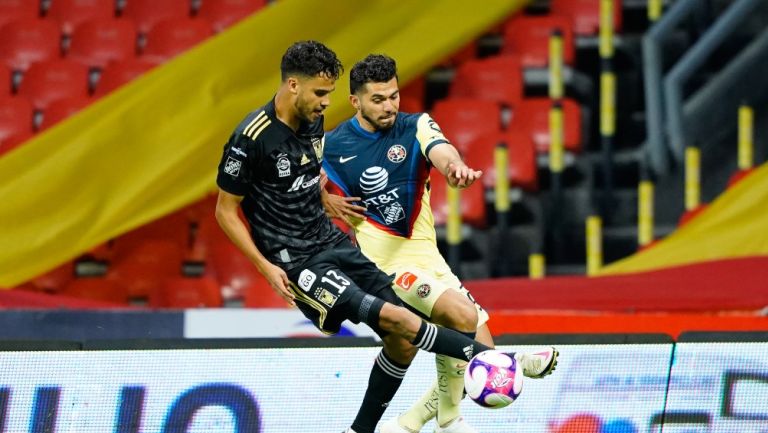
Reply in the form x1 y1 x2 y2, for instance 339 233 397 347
436 355 467 427
397 379 438 432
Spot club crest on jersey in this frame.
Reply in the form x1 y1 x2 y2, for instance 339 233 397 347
387 144 407 163
277 156 291 177
318 289 338 307
417 283 431 298
224 157 241 176
311 137 323 160
376 202 405 225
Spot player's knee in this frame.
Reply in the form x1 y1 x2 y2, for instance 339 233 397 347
378 303 420 341
382 335 418 364
432 294 478 332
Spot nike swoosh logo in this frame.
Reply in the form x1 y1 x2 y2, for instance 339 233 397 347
339 155 358 163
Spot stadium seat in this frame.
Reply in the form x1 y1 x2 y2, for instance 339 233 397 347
93 58 155 97
17 59 90 109
430 98 502 153
509 97 582 153
151 275 223 308
121 0 191 34
39 95 91 130
140 18 213 64
0 0 39 28
47 0 116 35
0 62 10 94
108 238 185 299
551 0 622 36
27 261 76 292
0 95 33 155
430 176 487 228
67 18 137 68
208 239 283 305
0 18 61 71
399 76 425 113
437 40 477 67
60 277 128 304
197 0 267 32
462 130 538 192
501 15 575 67
449 55 523 107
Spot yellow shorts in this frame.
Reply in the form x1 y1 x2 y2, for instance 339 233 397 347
391 266 489 328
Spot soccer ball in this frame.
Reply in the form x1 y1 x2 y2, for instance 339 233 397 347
464 350 523 408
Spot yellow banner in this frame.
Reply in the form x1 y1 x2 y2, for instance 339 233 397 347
0 0 527 287
601 162 768 275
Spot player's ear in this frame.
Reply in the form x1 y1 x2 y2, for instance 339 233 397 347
287 76 300 95
349 94 360 111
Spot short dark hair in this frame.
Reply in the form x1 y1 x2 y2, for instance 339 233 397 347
349 54 398 94
280 40 343 81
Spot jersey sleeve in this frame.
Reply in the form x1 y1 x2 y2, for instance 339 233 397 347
415 113 450 160
216 133 257 196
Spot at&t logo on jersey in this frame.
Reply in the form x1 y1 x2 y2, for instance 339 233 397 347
359 166 405 225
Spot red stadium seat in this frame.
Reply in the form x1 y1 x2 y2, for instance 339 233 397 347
501 15 575 67
39 95 91 130
197 0 267 32
0 95 33 154
509 97 582 153
17 59 90 109
0 18 61 71
449 55 523 107
430 176 487 228
399 76 425 113
108 238 185 299
208 239 284 305
551 0 622 36
152 275 223 308
463 130 538 192
28 261 75 292
430 98 502 153
61 277 128 304
140 18 213 64
67 18 137 68
121 0 191 34
437 40 477 67
47 0 116 35
0 63 10 94
93 58 155 97
0 0 39 28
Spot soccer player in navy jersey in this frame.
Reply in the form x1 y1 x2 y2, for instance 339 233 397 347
214 41 527 433
322 54 558 433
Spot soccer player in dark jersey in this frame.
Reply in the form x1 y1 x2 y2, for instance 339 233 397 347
322 54 558 433
215 41 517 433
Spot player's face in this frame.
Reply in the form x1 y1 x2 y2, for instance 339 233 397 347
353 78 400 131
294 73 336 123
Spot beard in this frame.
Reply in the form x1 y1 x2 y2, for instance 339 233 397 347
361 107 396 131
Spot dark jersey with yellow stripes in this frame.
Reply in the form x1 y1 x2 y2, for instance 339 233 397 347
216 98 347 271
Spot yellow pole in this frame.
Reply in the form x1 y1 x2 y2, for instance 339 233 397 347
738 104 754 170
446 182 462 246
600 71 616 137
586 216 603 276
599 0 614 59
529 254 545 279
494 144 510 213
648 0 663 22
638 180 654 246
549 102 564 173
685 147 701 211
549 30 564 100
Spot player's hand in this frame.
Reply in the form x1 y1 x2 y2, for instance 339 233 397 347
260 262 295 307
447 162 483 188
322 191 366 225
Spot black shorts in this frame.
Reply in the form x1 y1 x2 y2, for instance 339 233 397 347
285 239 399 334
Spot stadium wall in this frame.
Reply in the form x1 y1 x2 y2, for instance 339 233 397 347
1 333 766 432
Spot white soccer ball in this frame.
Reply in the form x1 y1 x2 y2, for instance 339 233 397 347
464 350 523 408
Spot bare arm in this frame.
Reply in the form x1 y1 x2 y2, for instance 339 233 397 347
214 189 295 306
428 142 482 188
